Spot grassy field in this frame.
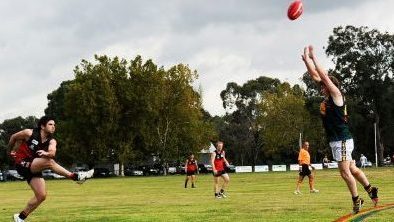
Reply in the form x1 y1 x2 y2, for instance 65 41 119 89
1 168 393 222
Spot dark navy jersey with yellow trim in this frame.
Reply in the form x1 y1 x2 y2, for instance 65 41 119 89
320 96 352 142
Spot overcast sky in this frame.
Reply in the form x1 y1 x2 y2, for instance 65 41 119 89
1 0 394 122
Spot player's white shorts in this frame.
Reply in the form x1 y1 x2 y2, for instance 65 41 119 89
329 139 354 162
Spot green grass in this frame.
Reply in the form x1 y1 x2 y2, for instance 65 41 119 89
1 168 393 222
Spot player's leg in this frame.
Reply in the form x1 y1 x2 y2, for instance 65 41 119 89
185 175 189 188
331 140 363 213
349 161 378 206
308 174 319 193
14 178 46 221
338 161 358 197
339 161 363 213
30 158 74 178
191 174 196 188
213 175 221 198
30 158 93 183
295 175 304 194
219 173 230 197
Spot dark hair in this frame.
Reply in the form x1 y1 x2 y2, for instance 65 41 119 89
37 116 55 128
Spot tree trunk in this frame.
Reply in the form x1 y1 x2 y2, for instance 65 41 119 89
120 162 124 176
375 115 385 166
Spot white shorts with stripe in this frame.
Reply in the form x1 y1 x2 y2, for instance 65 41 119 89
329 139 354 162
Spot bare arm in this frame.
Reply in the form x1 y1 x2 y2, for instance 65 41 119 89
195 160 199 174
308 45 343 105
184 160 188 173
211 152 216 173
297 151 302 165
223 153 230 167
36 139 57 159
8 129 32 152
302 46 321 83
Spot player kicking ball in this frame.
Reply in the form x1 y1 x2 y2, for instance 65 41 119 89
301 46 378 214
211 141 230 199
9 116 94 222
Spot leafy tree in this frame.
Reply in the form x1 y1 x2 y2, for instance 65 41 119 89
257 83 325 163
45 55 214 172
220 76 283 166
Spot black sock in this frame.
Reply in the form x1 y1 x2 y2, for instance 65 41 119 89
220 189 224 194
352 196 359 202
184 180 188 188
215 192 219 197
70 173 78 181
19 211 27 220
364 184 372 193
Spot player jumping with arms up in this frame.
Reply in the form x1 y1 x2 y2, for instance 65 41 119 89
301 46 378 214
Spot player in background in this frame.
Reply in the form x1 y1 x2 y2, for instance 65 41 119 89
294 141 319 194
302 45 378 214
184 154 198 188
8 116 94 222
211 141 230 199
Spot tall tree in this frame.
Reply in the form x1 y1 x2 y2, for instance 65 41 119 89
257 83 324 163
45 55 214 171
220 76 282 166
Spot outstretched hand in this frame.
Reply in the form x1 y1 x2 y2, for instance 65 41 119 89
36 150 49 157
308 45 315 59
301 47 309 61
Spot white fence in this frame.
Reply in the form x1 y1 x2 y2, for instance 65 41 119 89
272 165 287 172
235 163 332 173
235 166 253 173
254 165 269 172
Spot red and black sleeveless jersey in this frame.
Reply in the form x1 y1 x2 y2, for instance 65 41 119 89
14 128 53 164
214 150 225 171
186 159 197 172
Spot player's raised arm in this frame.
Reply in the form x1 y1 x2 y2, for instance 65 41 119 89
308 45 342 99
302 46 321 83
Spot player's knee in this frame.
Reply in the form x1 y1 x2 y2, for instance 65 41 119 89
47 159 55 168
350 165 360 174
340 169 352 179
36 192 47 203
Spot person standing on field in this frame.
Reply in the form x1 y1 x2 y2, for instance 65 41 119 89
211 141 230 199
360 154 367 169
184 153 198 188
9 116 94 222
302 45 378 214
294 141 319 195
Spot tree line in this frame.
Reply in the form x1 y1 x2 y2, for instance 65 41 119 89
1 25 393 169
